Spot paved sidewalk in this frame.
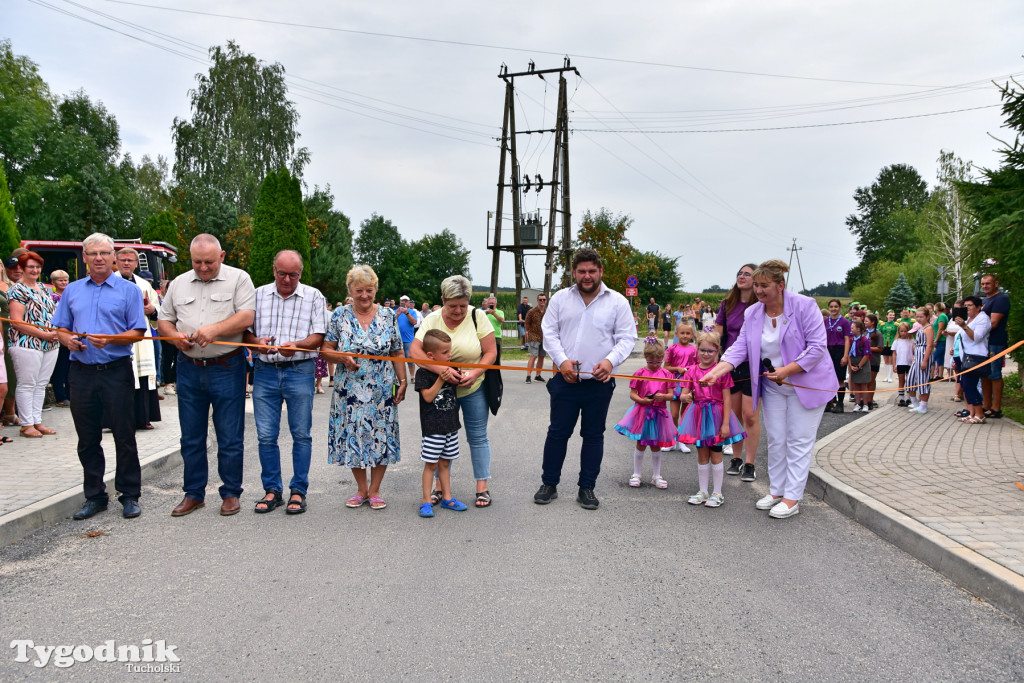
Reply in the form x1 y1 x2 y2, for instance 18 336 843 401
810 372 1024 622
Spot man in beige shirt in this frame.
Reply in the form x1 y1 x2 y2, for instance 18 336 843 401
158 234 256 517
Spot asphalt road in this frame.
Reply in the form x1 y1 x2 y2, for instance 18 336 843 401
2 359 1023 680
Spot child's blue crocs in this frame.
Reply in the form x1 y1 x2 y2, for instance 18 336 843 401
440 498 468 511
419 503 435 518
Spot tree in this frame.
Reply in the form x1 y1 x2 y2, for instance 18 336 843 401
304 185 353 303
884 273 916 312
960 76 1024 361
142 211 178 248
845 164 930 288
172 42 309 222
410 229 471 298
805 281 850 297
573 209 655 296
702 284 727 293
0 39 55 192
355 213 411 301
250 169 309 287
639 250 683 304
0 164 21 256
923 150 977 300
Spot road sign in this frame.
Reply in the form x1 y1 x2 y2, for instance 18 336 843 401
626 275 638 289
626 287 638 297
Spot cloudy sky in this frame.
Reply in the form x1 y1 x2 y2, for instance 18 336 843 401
7 0 1024 292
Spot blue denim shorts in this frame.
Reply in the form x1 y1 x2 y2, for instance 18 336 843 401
987 344 1006 380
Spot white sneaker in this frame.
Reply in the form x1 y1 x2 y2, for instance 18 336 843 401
755 494 782 510
164 384 176 395
769 501 800 518
915 404 928 414
678 443 691 453
723 444 733 455
852 404 861 412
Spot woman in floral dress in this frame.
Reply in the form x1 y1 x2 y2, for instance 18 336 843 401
322 265 408 510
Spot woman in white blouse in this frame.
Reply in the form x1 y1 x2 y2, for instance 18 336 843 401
952 295 990 424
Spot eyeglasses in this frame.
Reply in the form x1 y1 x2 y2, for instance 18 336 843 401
698 348 718 354
737 270 754 277
275 271 301 280
84 251 113 258
538 298 547 301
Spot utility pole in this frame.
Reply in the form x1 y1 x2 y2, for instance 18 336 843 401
786 238 806 292
488 59 579 302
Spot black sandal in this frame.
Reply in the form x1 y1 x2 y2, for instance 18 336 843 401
475 490 492 508
286 492 307 515
430 489 443 506
0 436 12 444
254 491 283 513
984 409 1003 419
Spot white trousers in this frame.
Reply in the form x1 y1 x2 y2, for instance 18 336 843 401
760 380 826 501
9 346 58 426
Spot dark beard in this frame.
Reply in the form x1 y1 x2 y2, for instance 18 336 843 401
577 279 598 294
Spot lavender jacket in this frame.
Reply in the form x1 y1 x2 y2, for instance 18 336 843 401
721 290 838 410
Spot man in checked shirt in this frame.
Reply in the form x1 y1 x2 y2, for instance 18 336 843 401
243 250 330 515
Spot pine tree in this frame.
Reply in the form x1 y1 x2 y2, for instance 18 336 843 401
884 273 915 312
0 165 21 257
250 169 309 287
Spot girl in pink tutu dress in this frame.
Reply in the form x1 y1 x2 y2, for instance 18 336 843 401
677 331 746 508
664 321 697 453
614 338 678 489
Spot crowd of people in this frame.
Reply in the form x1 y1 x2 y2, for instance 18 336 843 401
19 232 1009 524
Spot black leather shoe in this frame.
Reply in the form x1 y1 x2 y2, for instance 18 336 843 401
577 487 599 510
122 499 141 519
533 484 558 504
73 499 108 520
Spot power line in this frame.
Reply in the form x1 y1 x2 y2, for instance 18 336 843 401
98 0 962 88
573 104 1002 133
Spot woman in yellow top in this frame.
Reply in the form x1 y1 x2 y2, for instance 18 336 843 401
410 275 498 508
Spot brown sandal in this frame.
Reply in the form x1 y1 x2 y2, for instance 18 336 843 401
20 427 43 438
35 425 56 435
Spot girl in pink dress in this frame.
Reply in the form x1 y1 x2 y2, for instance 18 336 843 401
614 338 677 489
664 322 697 453
677 332 746 508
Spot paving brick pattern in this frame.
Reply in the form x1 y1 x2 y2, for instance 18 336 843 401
815 375 1024 578
0 397 182 517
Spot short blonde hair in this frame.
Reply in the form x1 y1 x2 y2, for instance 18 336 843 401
346 265 378 292
117 247 139 259
696 330 722 351
50 270 69 281
752 259 789 286
440 275 472 301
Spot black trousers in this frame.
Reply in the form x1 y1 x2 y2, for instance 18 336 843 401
69 358 141 504
542 375 616 489
827 345 847 402
50 345 70 403
160 340 177 384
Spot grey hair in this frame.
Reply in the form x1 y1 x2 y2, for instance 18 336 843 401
82 232 115 253
440 275 472 301
190 233 222 251
346 264 378 292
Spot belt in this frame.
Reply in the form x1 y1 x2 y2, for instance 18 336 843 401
181 347 244 367
71 356 131 371
257 358 313 369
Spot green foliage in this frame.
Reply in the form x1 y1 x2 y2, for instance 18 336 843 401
845 164 930 288
960 77 1024 362
922 151 976 300
804 281 850 297
639 251 683 304
703 284 727 293
0 165 21 256
172 41 309 224
573 209 656 295
410 229 472 295
884 273 916 312
250 169 309 287
304 185 352 304
850 252 935 311
142 211 177 248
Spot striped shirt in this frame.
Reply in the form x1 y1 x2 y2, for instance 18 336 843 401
249 282 330 362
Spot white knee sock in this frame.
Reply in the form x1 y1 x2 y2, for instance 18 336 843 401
633 449 644 476
697 463 710 493
651 451 663 479
712 462 724 495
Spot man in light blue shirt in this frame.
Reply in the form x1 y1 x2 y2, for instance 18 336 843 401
52 233 148 521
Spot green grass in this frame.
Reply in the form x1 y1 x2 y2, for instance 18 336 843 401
998 372 1024 424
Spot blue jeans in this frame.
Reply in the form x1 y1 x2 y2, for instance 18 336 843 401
253 358 315 495
458 387 492 480
987 344 1006 380
542 374 616 489
177 351 247 501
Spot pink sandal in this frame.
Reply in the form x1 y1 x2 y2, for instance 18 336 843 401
345 495 367 508
369 496 387 510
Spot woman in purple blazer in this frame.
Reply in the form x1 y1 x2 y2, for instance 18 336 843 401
700 260 838 519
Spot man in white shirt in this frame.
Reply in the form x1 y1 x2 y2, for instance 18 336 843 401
534 248 637 510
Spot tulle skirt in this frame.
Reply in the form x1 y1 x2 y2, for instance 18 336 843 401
678 400 746 447
614 404 677 448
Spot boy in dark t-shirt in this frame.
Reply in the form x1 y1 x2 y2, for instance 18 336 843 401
416 329 468 517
